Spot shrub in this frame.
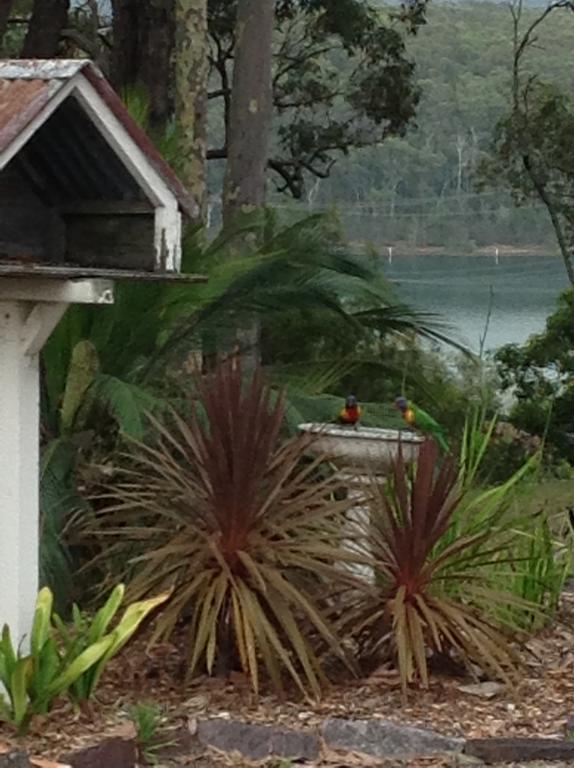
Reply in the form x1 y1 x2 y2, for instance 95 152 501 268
89 362 364 696
343 440 532 693
0 586 166 733
497 510 573 630
129 701 174 765
53 584 168 704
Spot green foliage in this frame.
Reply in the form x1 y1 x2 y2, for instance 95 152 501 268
496 288 574 464
129 701 174 765
0 586 167 733
0 589 111 733
54 585 169 704
86 363 363 696
39 439 82 612
500 510 573 630
209 0 424 198
130 701 163 747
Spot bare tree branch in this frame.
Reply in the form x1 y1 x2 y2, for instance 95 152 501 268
510 0 574 285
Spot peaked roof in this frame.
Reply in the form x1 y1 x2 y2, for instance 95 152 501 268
0 59 196 218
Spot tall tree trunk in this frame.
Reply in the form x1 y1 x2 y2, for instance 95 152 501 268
21 0 70 58
111 0 175 130
175 0 208 224
222 0 275 369
0 0 14 49
222 0 275 223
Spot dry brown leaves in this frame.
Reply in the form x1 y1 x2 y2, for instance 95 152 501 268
1 596 573 766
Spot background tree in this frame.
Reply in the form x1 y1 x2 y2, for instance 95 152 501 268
21 0 70 57
210 0 423 199
175 0 209 222
222 0 275 222
110 0 174 130
496 289 574 466
484 0 574 282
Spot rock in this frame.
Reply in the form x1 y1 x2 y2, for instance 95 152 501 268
0 754 32 768
457 682 506 699
322 718 463 760
197 718 320 761
465 738 574 763
565 715 574 739
61 739 136 768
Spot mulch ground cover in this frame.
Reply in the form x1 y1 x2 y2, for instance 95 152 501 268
2 593 573 767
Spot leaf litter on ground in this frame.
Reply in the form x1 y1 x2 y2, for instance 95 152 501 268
0 594 572 767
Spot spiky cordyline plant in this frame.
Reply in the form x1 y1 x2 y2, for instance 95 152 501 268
88 362 365 697
344 440 528 693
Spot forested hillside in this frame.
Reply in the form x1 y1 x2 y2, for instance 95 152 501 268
276 2 574 252
10 0 574 253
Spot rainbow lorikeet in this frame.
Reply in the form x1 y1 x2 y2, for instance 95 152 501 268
337 395 362 427
395 395 449 453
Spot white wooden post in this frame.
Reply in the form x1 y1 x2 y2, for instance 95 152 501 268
0 302 56 647
0 281 113 648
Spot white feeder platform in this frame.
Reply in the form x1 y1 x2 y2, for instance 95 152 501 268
298 422 424 472
298 422 424 583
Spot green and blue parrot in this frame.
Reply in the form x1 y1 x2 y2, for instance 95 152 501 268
395 395 449 453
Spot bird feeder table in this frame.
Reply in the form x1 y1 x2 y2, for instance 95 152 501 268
0 59 205 647
298 424 424 581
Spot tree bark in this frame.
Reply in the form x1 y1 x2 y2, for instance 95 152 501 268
175 0 209 223
222 0 275 223
21 0 70 58
0 0 14 49
111 0 175 130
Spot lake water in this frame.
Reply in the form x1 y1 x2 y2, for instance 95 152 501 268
385 254 568 353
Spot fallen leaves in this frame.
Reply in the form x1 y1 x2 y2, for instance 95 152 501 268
0 595 573 766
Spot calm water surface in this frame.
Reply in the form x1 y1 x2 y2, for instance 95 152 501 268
385 254 568 353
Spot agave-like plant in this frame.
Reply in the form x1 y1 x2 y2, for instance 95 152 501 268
87 362 364 696
345 440 528 692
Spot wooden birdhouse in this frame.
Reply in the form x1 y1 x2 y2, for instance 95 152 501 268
0 59 204 648
0 59 199 279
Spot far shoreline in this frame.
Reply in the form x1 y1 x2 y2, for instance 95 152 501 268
350 242 558 258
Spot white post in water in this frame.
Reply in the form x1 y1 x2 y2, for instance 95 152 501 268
0 280 113 648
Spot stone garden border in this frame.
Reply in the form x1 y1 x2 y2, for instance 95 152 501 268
4 715 574 766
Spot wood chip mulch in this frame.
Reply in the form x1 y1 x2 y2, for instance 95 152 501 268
1 594 573 766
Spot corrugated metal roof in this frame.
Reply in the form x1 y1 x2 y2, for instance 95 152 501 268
0 79 59 156
0 60 196 219
0 59 89 79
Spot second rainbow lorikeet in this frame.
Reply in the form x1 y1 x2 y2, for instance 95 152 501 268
337 395 362 428
395 395 449 453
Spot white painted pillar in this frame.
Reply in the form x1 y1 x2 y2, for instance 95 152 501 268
0 280 112 648
339 473 385 585
0 302 40 647
0 301 66 648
